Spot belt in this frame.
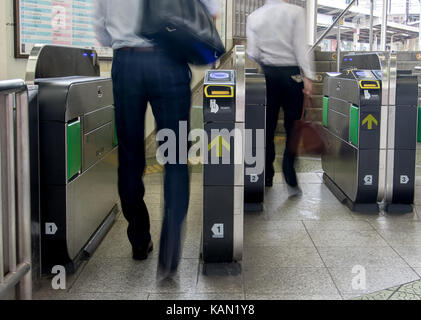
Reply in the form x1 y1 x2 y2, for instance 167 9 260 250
116 46 162 53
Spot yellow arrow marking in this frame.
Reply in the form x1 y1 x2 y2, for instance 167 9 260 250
208 136 230 158
362 114 378 130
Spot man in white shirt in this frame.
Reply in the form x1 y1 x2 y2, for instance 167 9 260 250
94 0 219 279
247 0 315 195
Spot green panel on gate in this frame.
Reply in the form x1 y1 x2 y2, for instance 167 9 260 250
67 120 82 181
322 96 329 127
349 105 359 146
418 106 421 143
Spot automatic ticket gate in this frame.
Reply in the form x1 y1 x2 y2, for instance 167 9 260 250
322 53 418 213
201 46 266 272
202 66 244 267
26 45 119 273
244 69 266 212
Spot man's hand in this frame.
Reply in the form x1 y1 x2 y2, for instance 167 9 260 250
303 77 313 97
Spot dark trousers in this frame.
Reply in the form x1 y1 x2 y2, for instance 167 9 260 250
112 49 191 270
262 65 304 187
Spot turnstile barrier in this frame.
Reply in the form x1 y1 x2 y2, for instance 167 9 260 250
26 45 119 273
244 69 266 212
323 52 418 213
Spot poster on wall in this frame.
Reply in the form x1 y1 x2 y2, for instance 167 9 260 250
14 0 113 59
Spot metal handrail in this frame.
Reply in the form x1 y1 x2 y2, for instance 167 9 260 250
0 79 32 300
309 0 358 53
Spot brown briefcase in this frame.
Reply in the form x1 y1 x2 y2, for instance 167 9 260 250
289 96 328 156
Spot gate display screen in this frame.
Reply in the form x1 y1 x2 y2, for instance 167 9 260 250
206 71 235 84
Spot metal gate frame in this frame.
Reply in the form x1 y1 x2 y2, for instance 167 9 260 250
0 79 32 300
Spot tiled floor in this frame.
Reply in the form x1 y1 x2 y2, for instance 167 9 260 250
33 166 421 300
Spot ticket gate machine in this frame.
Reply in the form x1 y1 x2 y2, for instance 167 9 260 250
202 68 244 266
244 69 266 212
322 69 382 212
26 45 119 273
323 53 418 213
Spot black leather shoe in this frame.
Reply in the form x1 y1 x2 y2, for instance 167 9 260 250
132 241 153 261
265 178 273 187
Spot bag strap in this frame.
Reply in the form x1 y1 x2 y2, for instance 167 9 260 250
301 94 311 120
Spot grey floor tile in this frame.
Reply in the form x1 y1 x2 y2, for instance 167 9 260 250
98 218 201 260
244 225 314 248
243 246 324 268
141 204 164 221
35 292 149 300
350 212 388 222
150 259 200 294
245 293 342 300
196 265 244 294
145 184 163 195
186 204 204 223
414 190 421 205
243 266 338 295
264 185 289 204
70 256 157 294
369 220 421 232
244 211 269 224
308 229 389 247
301 184 341 203
272 171 323 185
392 245 421 268
143 173 164 185
298 172 323 184
244 220 306 232
317 246 408 268
84 292 149 300
328 266 420 296
144 193 163 206
149 293 244 300
415 268 421 277
266 200 354 221
374 229 421 246
303 220 373 231
352 210 420 222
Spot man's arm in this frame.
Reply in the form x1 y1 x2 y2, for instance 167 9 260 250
246 16 260 63
292 8 315 97
292 9 315 82
93 0 112 47
200 0 220 17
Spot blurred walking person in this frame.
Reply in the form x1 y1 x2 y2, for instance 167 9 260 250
94 0 219 279
246 0 315 196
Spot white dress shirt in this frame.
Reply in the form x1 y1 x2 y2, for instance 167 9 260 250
246 0 315 80
93 0 220 50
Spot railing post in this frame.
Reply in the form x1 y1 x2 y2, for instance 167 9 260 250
0 80 32 300
380 0 389 51
309 0 358 53
337 21 341 72
369 0 374 51
4 94 17 280
15 90 32 300
306 0 318 46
